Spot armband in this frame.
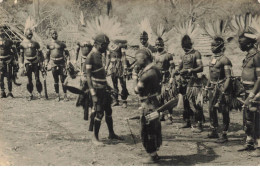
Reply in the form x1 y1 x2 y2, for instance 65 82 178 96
86 64 92 69
224 65 232 70
90 88 96 96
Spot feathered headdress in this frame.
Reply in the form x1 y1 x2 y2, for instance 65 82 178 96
167 20 201 54
203 19 233 42
139 17 153 39
155 23 168 43
174 20 201 43
84 15 125 44
230 13 253 37
24 16 37 34
243 15 260 44
79 11 86 27
127 17 155 46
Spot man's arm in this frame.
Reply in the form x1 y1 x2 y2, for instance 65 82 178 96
75 43 80 61
11 41 19 61
63 43 70 61
223 58 232 93
19 43 24 66
122 47 128 72
105 50 111 72
84 55 97 102
251 54 260 95
45 44 51 65
190 51 203 73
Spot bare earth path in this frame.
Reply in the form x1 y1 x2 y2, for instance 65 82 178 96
0 74 259 166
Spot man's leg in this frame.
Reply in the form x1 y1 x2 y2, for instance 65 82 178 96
119 76 129 108
216 105 230 143
34 64 42 99
0 67 6 98
60 67 68 101
105 104 123 140
111 74 119 106
26 64 34 101
190 97 204 132
52 67 60 101
238 108 255 151
6 63 13 98
208 90 219 138
251 110 260 156
182 96 192 128
141 118 161 163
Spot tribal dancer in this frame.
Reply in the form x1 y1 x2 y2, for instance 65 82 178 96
231 13 260 156
106 40 129 108
174 20 205 132
45 30 70 101
84 16 124 145
0 31 18 98
203 20 233 143
134 49 162 163
19 29 43 100
153 24 176 123
132 18 157 86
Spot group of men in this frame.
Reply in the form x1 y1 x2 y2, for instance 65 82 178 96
0 15 260 164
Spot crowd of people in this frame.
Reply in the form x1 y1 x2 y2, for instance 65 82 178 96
0 13 259 164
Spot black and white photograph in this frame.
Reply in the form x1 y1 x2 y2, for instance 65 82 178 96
0 0 260 166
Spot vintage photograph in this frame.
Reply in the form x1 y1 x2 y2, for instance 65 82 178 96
0 0 260 166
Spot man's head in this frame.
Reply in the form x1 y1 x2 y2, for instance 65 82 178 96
84 41 93 54
155 37 164 53
140 31 148 46
94 34 110 53
238 33 256 52
135 49 152 68
50 30 58 40
181 35 193 52
211 37 225 54
25 29 33 40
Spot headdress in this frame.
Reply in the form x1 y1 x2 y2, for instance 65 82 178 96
230 13 252 37
203 19 233 44
79 11 86 27
174 20 201 44
84 15 126 45
155 23 167 46
139 17 153 39
24 16 37 34
127 17 155 45
167 20 201 54
242 14 260 44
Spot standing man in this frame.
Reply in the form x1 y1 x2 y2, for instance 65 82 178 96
203 20 234 143
206 37 233 143
177 34 204 132
75 41 93 67
105 40 129 108
154 37 176 123
0 32 18 98
237 33 260 156
132 31 157 87
134 49 162 163
45 30 70 101
19 29 43 101
84 34 122 146
75 41 93 120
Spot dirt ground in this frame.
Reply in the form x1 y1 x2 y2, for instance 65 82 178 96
0 46 259 166
0 70 259 166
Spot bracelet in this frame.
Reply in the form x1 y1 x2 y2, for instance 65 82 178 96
90 88 96 96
